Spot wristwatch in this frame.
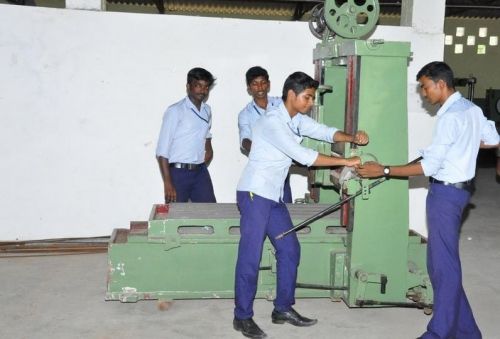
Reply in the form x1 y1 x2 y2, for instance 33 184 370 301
383 166 391 176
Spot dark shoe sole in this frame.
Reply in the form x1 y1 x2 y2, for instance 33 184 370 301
271 319 286 324
233 323 267 339
271 318 318 327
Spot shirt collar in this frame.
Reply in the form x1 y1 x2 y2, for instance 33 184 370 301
277 101 293 123
252 100 265 115
437 91 461 116
185 96 207 113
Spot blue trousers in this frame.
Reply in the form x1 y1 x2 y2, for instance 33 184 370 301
422 183 481 339
169 164 216 202
234 191 300 319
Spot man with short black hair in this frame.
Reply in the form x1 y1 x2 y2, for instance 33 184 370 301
357 61 499 339
233 71 368 338
156 67 217 203
238 66 293 202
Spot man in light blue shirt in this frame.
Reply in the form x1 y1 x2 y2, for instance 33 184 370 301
238 66 282 154
357 62 499 339
238 66 292 202
233 71 369 339
156 67 216 203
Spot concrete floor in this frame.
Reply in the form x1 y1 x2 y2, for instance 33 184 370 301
1 167 498 339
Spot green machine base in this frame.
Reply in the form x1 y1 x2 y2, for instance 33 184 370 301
106 203 431 310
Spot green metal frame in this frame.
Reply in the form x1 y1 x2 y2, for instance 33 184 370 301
306 37 432 307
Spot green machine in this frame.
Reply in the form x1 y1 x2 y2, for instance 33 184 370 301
107 0 432 312
303 0 432 308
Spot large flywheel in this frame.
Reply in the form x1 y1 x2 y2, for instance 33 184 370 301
309 0 380 39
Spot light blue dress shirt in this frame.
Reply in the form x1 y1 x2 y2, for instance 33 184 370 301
156 96 212 164
421 92 499 182
238 96 282 147
237 102 338 202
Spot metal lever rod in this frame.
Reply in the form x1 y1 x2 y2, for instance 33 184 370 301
275 156 423 240
275 177 384 239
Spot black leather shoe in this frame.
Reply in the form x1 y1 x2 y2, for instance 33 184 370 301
233 317 267 338
271 308 318 327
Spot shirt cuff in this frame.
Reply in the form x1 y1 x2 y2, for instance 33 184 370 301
302 149 319 167
326 127 338 143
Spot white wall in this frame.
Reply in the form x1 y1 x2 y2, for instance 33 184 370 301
0 4 441 240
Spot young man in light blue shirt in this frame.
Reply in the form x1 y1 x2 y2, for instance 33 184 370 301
238 66 292 203
156 67 217 203
357 61 499 339
233 71 369 338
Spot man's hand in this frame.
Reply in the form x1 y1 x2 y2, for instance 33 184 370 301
164 180 177 203
205 138 214 165
353 131 369 145
241 138 252 155
345 156 361 168
356 161 384 178
204 149 213 164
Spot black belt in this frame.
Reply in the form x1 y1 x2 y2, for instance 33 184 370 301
169 162 202 170
429 177 474 193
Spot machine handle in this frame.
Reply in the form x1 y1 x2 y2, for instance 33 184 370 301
275 156 423 240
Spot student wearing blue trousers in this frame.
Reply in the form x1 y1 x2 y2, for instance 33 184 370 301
233 71 369 338
357 61 499 339
156 67 217 203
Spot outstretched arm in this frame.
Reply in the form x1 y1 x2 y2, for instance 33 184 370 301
356 161 424 178
333 130 369 145
312 154 361 168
